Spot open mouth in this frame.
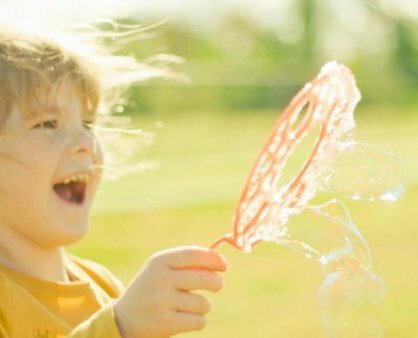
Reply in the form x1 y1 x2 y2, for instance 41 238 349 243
53 181 87 205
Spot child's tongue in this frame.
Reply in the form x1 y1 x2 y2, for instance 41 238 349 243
53 182 85 203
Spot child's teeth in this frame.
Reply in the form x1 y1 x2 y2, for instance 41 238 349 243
61 174 90 185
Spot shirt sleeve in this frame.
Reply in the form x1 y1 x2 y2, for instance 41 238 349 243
67 301 122 338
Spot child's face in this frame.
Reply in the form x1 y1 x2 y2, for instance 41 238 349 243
0 79 104 248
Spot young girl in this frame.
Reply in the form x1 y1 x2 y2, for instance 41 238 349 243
0 21 227 337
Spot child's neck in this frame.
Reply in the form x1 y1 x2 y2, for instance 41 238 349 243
0 227 69 282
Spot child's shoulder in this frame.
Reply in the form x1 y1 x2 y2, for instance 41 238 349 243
65 253 125 297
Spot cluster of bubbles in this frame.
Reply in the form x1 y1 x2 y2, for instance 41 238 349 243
281 140 404 338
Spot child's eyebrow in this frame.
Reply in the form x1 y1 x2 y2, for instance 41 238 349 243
43 107 96 120
44 107 62 116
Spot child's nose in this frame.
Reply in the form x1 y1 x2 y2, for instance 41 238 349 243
66 128 97 156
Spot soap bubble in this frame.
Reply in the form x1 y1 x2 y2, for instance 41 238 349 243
278 199 371 267
321 142 406 202
277 198 386 338
317 266 386 338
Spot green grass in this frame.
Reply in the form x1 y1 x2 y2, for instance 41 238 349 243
68 105 418 337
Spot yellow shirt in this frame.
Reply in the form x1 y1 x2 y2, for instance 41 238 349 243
0 253 123 338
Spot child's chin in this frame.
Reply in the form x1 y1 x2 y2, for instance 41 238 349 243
62 227 89 245
41 225 89 248
61 233 88 246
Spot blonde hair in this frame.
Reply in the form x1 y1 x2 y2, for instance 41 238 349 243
0 19 184 178
0 20 177 125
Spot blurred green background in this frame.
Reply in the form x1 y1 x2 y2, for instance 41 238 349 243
66 0 418 337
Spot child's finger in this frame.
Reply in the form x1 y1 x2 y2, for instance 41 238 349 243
161 246 228 271
173 269 224 292
171 311 207 333
174 290 211 314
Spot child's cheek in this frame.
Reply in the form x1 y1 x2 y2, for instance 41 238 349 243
31 129 71 159
93 141 104 164
92 142 104 182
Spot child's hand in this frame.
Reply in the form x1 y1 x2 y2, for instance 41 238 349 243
114 246 228 338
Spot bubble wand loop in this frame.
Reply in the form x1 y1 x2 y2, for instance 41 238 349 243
211 62 360 252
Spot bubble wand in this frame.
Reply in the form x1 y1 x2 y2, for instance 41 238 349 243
210 62 398 337
211 61 359 253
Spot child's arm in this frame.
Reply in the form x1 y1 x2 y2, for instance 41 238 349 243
113 246 228 338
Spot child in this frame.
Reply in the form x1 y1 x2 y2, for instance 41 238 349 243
0 21 228 337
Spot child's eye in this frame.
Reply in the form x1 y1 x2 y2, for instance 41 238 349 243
32 120 58 129
82 121 94 130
